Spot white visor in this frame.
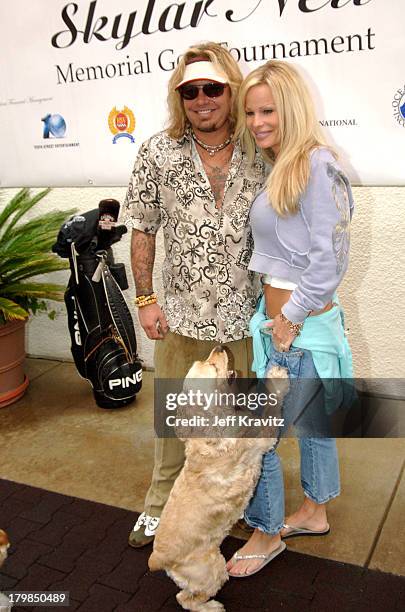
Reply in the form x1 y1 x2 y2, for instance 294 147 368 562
176 61 228 89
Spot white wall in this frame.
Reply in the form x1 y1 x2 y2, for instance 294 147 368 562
1 185 404 378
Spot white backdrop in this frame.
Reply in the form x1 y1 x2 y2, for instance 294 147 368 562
0 0 404 187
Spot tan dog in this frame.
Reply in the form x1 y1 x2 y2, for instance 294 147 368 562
0 530 11 610
0 530 9 567
148 346 288 611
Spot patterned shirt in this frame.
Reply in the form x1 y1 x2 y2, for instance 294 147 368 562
123 130 266 342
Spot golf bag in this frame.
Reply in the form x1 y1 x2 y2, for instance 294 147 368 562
53 200 142 409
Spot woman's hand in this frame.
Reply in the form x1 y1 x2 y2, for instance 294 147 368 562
264 314 297 352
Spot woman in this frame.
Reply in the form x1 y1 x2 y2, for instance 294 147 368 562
227 60 354 577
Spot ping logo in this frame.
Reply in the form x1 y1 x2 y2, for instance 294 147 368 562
109 370 142 389
71 296 82 346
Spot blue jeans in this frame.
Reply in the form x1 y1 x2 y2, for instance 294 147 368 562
245 343 340 535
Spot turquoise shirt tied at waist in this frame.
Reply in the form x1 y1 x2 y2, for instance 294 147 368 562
250 295 354 414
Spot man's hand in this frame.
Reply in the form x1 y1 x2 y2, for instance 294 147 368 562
138 303 169 339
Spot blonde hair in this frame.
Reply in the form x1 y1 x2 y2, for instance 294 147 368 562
166 42 243 139
237 60 334 216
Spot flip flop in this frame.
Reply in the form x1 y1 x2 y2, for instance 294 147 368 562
281 523 330 540
227 541 286 578
235 518 254 534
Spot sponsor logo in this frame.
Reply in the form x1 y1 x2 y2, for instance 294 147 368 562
109 370 142 390
108 106 136 143
42 113 66 138
319 118 358 127
34 112 79 150
393 86 405 127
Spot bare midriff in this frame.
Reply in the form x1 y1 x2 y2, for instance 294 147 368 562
264 285 333 320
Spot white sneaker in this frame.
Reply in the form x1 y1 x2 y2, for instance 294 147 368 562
129 512 160 547
145 515 160 537
132 511 149 531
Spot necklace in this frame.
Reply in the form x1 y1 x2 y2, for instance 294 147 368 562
192 131 232 157
200 149 233 172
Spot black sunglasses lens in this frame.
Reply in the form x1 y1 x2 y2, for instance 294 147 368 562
179 83 226 100
203 83 225 98
179 85 199 100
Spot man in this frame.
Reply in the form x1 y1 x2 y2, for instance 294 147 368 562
123 42 266 547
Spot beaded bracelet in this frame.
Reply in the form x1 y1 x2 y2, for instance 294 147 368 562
280 313 304 336
134 293 158 308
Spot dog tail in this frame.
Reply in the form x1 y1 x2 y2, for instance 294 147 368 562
148 551 164 572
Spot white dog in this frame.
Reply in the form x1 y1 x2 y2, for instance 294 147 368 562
148 346 288 611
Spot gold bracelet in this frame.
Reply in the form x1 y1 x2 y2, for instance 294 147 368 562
280 313 304 336
134 293 158 308
135 297 157 308
135 292 155 301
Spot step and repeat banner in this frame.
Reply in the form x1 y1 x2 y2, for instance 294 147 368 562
0 0 403 187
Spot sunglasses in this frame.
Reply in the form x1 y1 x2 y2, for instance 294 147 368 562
178 82 226 101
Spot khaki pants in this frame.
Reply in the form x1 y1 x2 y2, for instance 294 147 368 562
144 331 254 516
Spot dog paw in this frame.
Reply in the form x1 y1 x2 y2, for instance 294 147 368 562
266 365 289 398
267 365 288 379
176 592 225 611
203 600 225 611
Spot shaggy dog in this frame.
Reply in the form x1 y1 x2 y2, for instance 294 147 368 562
0 530 11 610
148 346 288 611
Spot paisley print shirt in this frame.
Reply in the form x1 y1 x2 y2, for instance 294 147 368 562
123 130 266 341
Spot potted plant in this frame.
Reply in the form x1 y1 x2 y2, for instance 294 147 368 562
0 188 75 407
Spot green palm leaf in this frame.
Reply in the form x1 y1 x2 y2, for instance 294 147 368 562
1 257 69 282
3 282 67 301
0 188 76 325
0 188 30 230
1 188 51 240
0 297 29 321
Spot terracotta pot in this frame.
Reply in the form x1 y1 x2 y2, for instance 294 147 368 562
0 319 29 408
